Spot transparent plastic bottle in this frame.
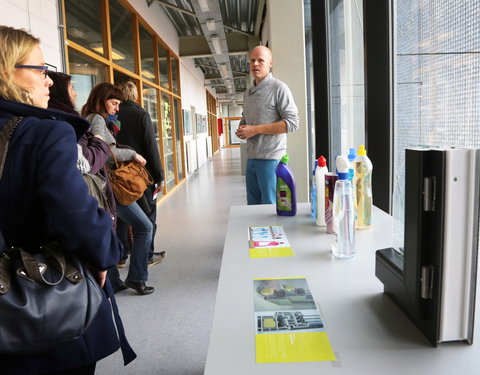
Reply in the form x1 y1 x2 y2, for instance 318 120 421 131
354 145 373 229
315 156 328 226
310 160 318 219
332 156 355 258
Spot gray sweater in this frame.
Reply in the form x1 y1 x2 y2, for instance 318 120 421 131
241 73 299 160
86 113 136 168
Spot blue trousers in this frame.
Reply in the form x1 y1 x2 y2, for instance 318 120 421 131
245 159 279 205
116 201 153 282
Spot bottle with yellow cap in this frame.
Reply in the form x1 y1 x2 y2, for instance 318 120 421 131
353 145 373 229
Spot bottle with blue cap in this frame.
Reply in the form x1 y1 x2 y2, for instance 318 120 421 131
331 155 355 258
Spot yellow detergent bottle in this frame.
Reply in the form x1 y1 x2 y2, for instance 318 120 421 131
354 145 373 229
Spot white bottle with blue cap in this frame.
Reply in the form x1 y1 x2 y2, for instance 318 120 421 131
331 155 355 258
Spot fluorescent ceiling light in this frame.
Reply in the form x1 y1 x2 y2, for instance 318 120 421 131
219 63 228 76
142 70 156 79
210 35 223 55
90 43 126 60
206 19 216 32
198 0 210 12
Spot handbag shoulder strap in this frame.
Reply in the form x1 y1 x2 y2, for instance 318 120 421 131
0 116 23 179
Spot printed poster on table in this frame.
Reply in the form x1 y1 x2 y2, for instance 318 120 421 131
254 277 336 363
248 226 294 258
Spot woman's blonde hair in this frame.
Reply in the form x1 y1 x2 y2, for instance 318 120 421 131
0 26 40 105
117 81 138 102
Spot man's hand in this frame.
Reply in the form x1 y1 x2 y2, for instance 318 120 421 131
235 124 257 140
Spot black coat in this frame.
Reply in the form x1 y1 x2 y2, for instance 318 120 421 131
0 99 136 374
116 101 164 185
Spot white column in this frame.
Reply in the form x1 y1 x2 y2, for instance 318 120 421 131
266 0 309 202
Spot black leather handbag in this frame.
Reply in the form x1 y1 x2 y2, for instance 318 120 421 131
0 240 104 354
0 116 104 354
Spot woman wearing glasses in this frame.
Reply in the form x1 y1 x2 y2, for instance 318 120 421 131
0 26 135 374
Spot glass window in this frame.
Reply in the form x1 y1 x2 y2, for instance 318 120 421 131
109 0 135 71
158 43 169 90
326 0 365 161
161 93 175 190
139 24 156 83
393 1 480 252
171 56 179 94
113 70 134 85
64 0 105 58
173 98 184 181
228 119 242 145
143 85 160 147
68 50 107 111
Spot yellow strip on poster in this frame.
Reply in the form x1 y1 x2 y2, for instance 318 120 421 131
249 226 294 258
256 332 336 362
250 247 294 258
254 277 336 363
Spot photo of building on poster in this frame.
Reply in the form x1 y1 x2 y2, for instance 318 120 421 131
248 226 294 258
253 277 336 363
254 278 324 334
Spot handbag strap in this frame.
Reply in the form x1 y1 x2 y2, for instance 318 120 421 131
0 116 23 179
0 116 23 294
109 147 121 169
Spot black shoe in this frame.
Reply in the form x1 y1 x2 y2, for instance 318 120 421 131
125 280 155 295
113 282 128 294
148 251 167 266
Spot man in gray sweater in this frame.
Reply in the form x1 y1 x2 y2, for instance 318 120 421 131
236 46 299 205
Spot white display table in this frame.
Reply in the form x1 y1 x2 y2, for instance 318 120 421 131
204 203 480 374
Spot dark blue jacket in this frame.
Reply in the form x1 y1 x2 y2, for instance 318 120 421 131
0 99 136 374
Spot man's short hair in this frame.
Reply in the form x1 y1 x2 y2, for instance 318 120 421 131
117 81 138 102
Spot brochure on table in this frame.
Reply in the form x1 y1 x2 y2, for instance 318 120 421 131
248 226 294 258
254 277 336 363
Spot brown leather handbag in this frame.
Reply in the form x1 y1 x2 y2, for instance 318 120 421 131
107 150 153 206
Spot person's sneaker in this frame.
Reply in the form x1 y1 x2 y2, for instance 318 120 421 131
148 251 167 266
117 258 127 268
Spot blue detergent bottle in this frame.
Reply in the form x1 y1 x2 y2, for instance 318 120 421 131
276 154 297 216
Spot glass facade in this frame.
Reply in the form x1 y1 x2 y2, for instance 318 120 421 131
326 0 365 162
68 51 107 111
139 24 156 83
393 0 480 250
158 43 170 90
174 98 184 181
161 92 175 190
143 86 160 145
63 0 184 194
171 57 179 94
64 0 105 59
109 0 135 72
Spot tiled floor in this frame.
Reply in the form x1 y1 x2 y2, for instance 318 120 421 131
98 147 245 375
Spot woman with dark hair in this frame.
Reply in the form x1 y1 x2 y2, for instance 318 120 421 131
47 71 77 113
47 72 115 222
82 83 155 296
0 26 135 374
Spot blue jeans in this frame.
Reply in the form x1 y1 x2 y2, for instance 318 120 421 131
245 159 279 205
116 201 153 283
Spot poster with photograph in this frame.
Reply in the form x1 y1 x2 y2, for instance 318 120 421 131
254 277 336 363
248 226 293 258
183 109 192 136
196 114 207 134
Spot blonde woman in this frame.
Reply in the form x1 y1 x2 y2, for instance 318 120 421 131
0 26 135 374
